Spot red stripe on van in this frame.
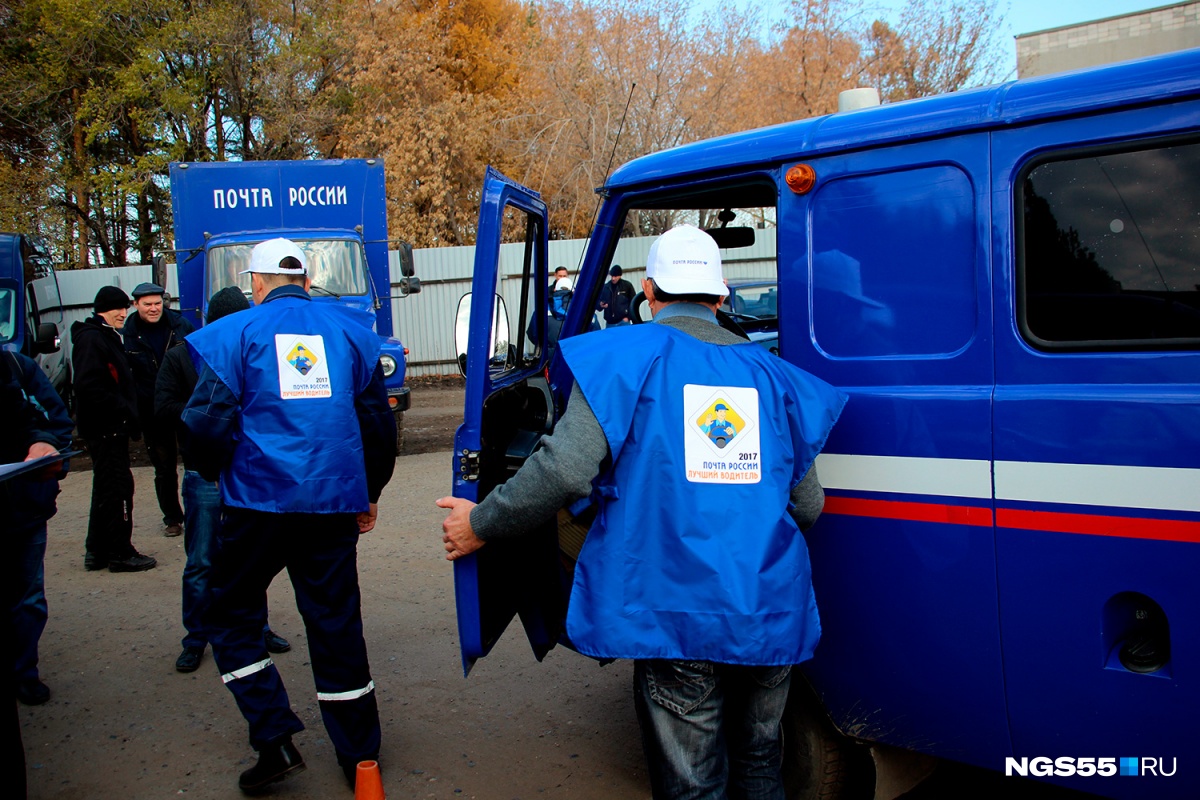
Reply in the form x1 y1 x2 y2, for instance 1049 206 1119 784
997 508 1200 544
823 497 992 527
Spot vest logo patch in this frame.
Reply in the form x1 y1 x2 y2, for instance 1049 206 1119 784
275 334 332 399
683 384 761 483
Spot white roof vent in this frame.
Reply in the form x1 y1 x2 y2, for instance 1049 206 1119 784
838 88 881 112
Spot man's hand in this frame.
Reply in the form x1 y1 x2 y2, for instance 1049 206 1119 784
25 441 63 481
436 496 484 561
356 502 379 533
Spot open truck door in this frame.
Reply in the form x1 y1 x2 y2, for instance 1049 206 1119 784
451 167 566 675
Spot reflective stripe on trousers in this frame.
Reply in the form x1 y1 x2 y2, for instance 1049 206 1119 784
318 680 375 702
221 657 274 684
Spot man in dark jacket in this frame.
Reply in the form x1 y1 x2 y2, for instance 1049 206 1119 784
182 239 396 792
3 350 72 707
596 264 635 326
155 287 291 674
123 282 194 536
71 285 156 573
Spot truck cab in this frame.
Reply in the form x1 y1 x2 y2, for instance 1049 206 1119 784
0 233 68 402
452 47 1200 800
168 159 419 438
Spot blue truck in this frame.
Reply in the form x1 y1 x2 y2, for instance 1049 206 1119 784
0 233 69 401
451 47 1200 800
167 158 419 439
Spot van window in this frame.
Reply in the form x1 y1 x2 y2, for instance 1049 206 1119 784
607 180 778 346
1020 140 1200 347
811 165 977 358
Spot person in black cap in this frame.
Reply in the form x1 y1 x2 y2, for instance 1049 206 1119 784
155 287 291 674
596 264 635 326
123 281 194 537
70 286 156 572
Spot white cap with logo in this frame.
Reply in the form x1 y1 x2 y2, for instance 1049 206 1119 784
645 225 728 298
242 237 308 275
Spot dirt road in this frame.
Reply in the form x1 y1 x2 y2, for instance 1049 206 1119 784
19 379 648 799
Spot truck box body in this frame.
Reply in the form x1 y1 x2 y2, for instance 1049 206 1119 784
169 158 410 414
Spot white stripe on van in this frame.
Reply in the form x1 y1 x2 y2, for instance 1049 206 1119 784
995 461 1200 514
816 454 992 499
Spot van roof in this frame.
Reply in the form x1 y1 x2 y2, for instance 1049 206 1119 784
606 47 1200 191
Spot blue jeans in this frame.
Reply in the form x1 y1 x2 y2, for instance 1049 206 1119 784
634 659 792 800
12 523 49 683
182 471 270 649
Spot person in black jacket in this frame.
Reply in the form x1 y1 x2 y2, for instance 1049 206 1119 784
155 287 291 674
71 286 156 573
3 350 72 708
596 264 635 326
123 282 194 536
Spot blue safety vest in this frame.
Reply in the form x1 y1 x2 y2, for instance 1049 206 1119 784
186 293 381 514
559 323 846 665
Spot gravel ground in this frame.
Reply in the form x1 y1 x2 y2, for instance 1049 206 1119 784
18 377 649 799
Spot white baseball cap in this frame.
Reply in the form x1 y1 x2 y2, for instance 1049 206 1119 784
645 225 728 298
242 238 308 275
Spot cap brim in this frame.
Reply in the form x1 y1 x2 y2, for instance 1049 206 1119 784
653 276 729 297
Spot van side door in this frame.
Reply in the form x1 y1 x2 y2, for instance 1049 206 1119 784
992 101 1200 789
784 134 1010 766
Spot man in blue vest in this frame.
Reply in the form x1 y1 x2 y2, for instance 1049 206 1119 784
438 225 846 799
182 238 396 794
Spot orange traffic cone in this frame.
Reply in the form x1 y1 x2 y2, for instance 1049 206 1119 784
355 760 385 800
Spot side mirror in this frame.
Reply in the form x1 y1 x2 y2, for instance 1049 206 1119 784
454 292 510 376
399 276 422 296
396 242 416 277
33 321 60 354
152 253 169 290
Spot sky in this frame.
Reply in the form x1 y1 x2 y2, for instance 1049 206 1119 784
719 0 1182 78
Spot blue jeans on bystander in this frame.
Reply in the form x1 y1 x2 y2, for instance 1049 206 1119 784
182 470 271 649
13 522 49 684
634 659 792 800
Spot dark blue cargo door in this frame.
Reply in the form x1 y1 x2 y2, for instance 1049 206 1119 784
992 102 1200 799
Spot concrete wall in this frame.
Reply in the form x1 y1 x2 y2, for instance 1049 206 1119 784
1016 1 1200 77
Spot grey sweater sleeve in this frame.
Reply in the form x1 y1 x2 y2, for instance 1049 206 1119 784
790 466 824 531
469 314 827 539
470 382 609 540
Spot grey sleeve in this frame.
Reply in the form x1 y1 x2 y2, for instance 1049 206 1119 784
790 465 824 532
470 382 610 541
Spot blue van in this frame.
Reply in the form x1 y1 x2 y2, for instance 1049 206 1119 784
451 48 1200 799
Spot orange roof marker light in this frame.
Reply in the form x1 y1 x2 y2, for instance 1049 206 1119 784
785 163 816 195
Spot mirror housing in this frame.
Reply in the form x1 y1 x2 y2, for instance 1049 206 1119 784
33 321 60 355
705 226 755 249
396 242 416 277
454 292 511 376
399 276 422 295
152 253 169 290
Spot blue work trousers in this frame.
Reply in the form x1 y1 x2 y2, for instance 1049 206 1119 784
181 471 273 649
634 659 792 800
11 522 49 683
206 506 379 766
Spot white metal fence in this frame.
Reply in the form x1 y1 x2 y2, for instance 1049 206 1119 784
54 231 778 379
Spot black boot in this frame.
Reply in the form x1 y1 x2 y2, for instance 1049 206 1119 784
238 739 306 795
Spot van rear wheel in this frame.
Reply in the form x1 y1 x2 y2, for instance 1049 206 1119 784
781 683 873 800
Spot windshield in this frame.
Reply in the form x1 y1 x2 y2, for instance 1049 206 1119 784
0 288 15 344
206 239 371 300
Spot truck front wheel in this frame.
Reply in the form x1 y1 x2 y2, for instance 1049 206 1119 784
781 682 873 800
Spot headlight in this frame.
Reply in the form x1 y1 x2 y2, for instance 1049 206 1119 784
379 353 398 377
